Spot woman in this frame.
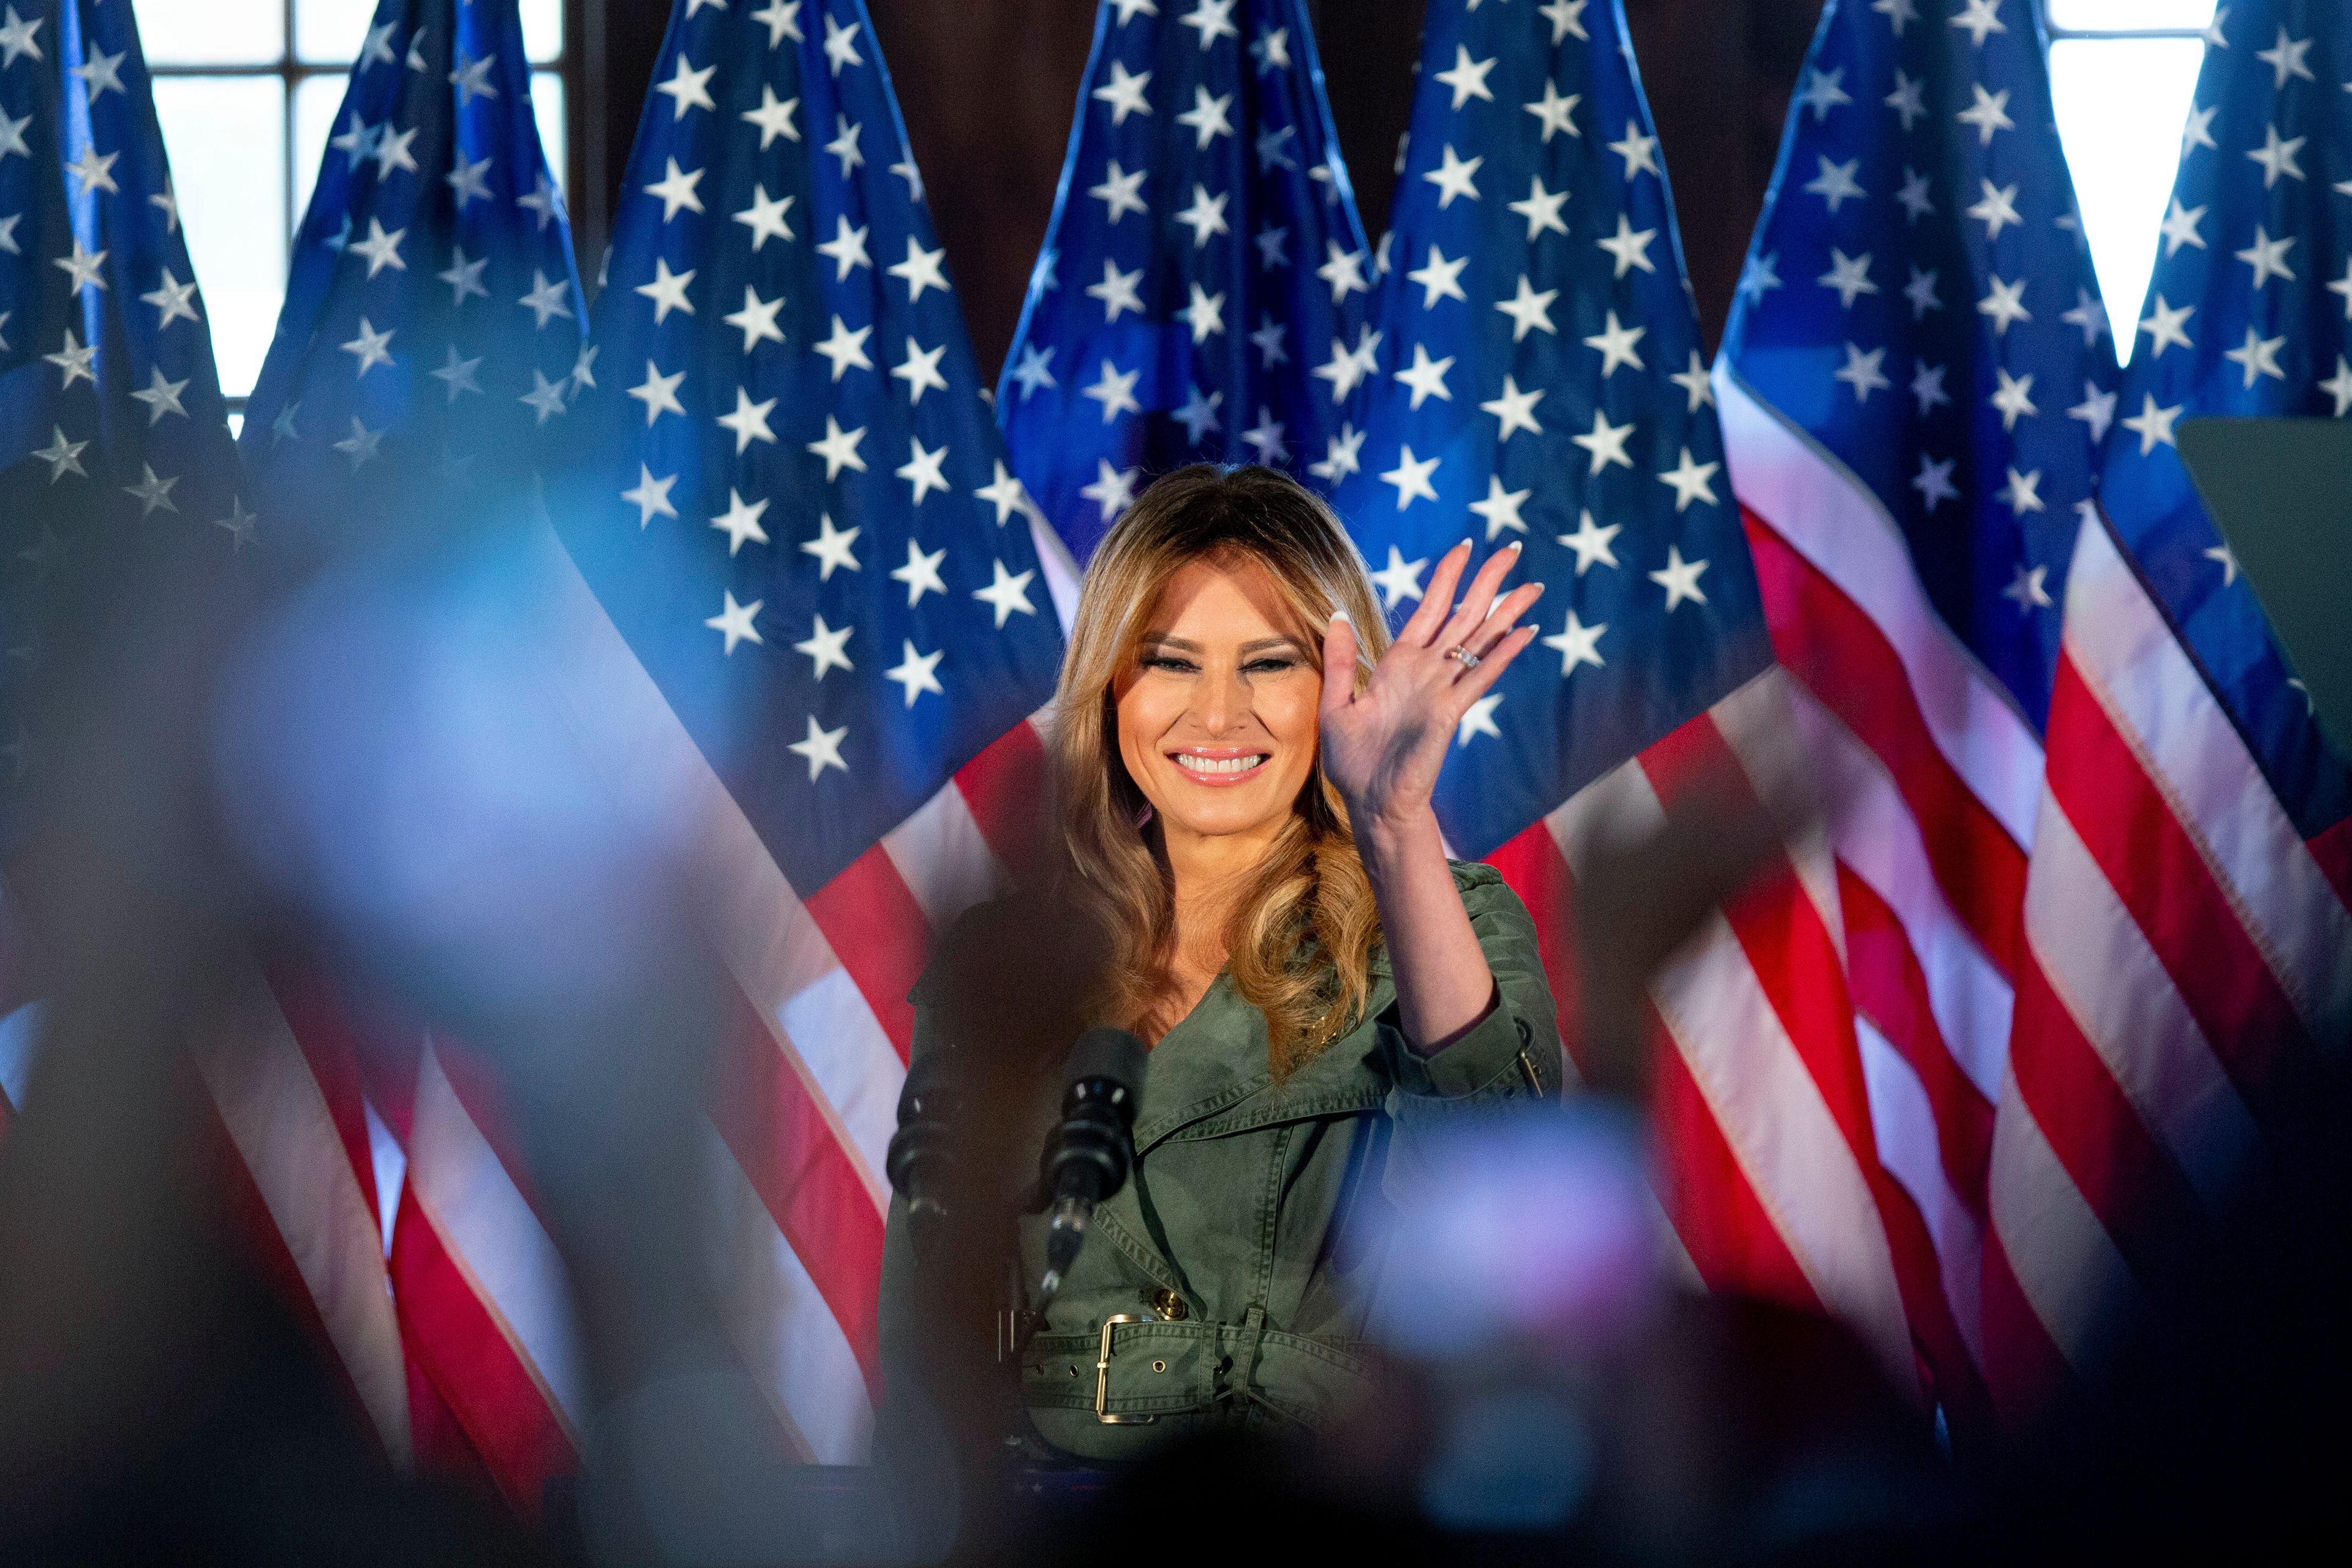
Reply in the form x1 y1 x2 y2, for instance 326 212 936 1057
880 464 1565 1464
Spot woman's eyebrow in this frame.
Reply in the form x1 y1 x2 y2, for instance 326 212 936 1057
1136 635 1302 655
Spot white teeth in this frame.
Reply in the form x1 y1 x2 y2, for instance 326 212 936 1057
1174 753 1266 776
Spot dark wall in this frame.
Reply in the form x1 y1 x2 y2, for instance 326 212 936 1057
578 0 1824 380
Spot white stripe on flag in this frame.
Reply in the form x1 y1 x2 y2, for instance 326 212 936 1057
1714 367 2043 848
1713 670 1846 958
409 1046 590 1436
1857 1016 1986 1368
1988 1065 2135 1375
2062 522 2352 1035
882 778 1009 937
2024 796 2258 1210
193 973 412 1465
706 1126 876 1464
1784 680 2014 1102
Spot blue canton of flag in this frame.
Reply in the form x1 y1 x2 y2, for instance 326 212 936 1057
239 0 585 524
1725 0 2116 731
1330 0 1768 859
998 0 1372 565
0 0 244 834
2094 0 2351 830
554 0 1064 896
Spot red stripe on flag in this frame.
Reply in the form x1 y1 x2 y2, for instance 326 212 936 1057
803 844 930 1063
1980 1224 2073 1429
954 717 1052 882
1484 821 1584 1076
1651 1027 1823 1313
394 1185 577 1518
405 1347 505 1506
1873 1153 1992 1433
706 990 887 1390
1839 867 1994 1212
1744 514 2026 971
2007 950 2206 1282
2044 652 2309 1096
1640 716 1875 1169
1647 714 1957 1406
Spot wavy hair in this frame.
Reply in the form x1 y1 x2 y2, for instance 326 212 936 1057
1048 464 1389 1078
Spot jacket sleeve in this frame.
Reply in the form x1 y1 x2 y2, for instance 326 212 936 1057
1376 862 1568 1121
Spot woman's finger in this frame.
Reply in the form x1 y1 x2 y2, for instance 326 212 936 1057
1396 540 1472 648
1320 609 1360 722
1435 543 1523 652
1463 581 1545 658
1446 625 1540 709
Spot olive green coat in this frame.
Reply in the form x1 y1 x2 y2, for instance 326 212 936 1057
876 862 1566 1465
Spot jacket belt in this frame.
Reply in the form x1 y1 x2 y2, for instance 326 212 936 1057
1016 1316 1375 1430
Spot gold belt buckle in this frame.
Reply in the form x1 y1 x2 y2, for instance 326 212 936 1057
1095 1315 1158 1425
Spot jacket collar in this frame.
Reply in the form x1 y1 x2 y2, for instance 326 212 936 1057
1130 967 1396 1155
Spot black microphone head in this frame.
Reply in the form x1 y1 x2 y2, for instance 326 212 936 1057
1063 1027 1148 1101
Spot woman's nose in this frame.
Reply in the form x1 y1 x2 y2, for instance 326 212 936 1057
1194 666 1250 734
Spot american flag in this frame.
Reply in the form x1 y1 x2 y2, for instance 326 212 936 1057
0 0 420 1477
1994 0 2352 1415
241 0 587 521
1 0 247 821
548 0 1066 1463
1330 0 1923 1395
997 0 1373 573
1719 0 2119 1427
228 0 597 1505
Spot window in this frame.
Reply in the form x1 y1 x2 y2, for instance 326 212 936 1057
134 0 575 406
2044 0 2215 364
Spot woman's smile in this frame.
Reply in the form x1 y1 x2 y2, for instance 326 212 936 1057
1168 746 1272 785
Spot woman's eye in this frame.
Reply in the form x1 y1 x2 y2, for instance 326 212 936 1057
1243 657 1300 675
1142 655 1197 674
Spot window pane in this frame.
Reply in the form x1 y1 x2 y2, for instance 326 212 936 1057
2050 38 2208 365
134 0 284 66
295 0 378 65
533 71 568 200
151 76 289 400
2048 0 2217 32
522 0 564 64
292 74 352 233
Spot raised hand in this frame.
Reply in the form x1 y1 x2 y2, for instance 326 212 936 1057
1318 540 1544 835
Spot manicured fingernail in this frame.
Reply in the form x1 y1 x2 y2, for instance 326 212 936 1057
1505 541 1523 554
1329 608 1351 626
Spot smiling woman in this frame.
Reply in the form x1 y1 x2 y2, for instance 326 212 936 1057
876 464 1567 1464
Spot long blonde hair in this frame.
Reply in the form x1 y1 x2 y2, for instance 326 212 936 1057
1049 464 1390 1077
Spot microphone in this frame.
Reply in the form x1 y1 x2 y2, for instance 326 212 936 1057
1038 1028 1148 1304
884 1047 962 1261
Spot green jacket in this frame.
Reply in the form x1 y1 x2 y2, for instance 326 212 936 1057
876 861 1566 1465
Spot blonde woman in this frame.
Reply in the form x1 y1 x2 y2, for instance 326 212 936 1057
880 463 1566 1463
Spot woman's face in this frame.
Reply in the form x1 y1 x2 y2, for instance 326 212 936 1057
1114 554 1323 854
